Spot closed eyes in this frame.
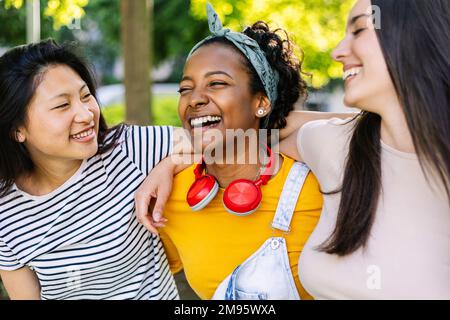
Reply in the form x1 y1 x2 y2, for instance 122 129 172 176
178 81 228 94
352 28 366 36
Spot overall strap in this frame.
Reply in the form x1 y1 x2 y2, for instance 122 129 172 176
271 162 310 232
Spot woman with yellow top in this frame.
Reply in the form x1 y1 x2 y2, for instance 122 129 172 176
140 4 323 300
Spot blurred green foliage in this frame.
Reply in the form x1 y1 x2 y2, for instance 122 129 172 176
190 0 354 87
4 0 89 29
1 0 355 88
102 95 182 127
0 0 121 85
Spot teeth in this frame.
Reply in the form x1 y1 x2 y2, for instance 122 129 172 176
343 67 362 81
190 116 222 127
72 128 93 139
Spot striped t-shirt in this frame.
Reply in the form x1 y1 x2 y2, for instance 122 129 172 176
0 125 179 300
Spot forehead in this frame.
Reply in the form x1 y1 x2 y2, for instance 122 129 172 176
34 65 85 98
184 43 247 76
347 0 372 26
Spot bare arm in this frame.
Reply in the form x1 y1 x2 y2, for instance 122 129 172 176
279 110 356 139
0 267 41 300
134 127 202 235
278 111 356 161
136 114 355 234
134 155 192 235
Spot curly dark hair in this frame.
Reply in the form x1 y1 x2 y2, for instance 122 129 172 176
200 21 308 130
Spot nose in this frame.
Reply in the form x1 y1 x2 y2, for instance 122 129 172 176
332 36 351 63
189 88 208 109
73 101 94 124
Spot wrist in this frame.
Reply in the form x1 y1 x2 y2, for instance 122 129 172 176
164 154 194 174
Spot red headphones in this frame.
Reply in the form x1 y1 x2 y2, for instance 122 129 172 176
186 145 274 216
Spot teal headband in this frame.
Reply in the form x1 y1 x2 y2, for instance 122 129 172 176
188 3 280 106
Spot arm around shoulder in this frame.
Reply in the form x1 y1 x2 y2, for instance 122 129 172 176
279 110 356 140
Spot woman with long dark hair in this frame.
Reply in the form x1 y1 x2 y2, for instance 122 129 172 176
0 40 179 299
293 0 450 298
137 0 449 299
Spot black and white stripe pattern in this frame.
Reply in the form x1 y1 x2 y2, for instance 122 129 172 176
0 125 178 300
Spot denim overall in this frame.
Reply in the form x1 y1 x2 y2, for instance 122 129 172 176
212 162 310 300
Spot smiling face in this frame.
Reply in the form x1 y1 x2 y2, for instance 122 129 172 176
17 64 100 165
332 0 398 114
178 42 269 150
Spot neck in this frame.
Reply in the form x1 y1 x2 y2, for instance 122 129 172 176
379 102 415 153
17 157 83 196
205 144 281 188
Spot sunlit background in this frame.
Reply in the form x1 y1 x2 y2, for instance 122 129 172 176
0 0 355 300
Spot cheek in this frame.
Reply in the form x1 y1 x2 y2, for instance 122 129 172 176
355 33 388 79
177 99 186 118
24 113 72 153
30 111 71 138
91 100 101 120
177 98 190 128
220 94 255 125
363 48 393 94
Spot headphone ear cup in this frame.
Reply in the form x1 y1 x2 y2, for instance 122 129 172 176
187 175 219 211
223 179 262 216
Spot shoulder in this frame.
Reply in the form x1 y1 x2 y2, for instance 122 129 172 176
118 125 174 175
298 117 355 150
0 189 24 228
122 125 173 152
278 154 323 209
296 117 354 182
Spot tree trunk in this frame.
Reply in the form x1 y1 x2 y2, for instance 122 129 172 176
120 0 153 125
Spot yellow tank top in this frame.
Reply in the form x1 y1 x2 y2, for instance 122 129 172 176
159 154 323 299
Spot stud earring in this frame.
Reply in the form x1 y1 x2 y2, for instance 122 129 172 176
15 131 24 143
257 109 265 116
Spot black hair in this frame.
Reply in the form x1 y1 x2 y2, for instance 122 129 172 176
319 0 450 256
0 39 124 197
199 21 308 130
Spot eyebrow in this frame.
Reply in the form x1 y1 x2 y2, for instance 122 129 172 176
349 13 371 26
51 84 87 99
180 71 233 82
205 71 233 79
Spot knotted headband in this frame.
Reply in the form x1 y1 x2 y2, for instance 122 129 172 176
188 2 280 106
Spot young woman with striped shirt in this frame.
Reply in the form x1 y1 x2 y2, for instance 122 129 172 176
0 40 179 300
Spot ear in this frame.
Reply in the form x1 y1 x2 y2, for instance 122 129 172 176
14 127 26 143
254 95 271 118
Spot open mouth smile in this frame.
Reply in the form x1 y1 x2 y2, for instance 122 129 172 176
343 67 362 82
70 127 96 142
189 115 222 130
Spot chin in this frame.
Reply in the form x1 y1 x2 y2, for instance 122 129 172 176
343 92 362 108
201 139 221 153
79 145 99 159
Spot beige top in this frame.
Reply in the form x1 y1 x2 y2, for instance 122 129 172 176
297 118 450 299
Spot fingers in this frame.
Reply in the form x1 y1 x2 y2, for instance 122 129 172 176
140 216 160 236
151 184 171 224
135 188 161 235
135 188 152 222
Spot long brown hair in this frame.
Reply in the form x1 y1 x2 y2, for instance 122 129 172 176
319 0 450 256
